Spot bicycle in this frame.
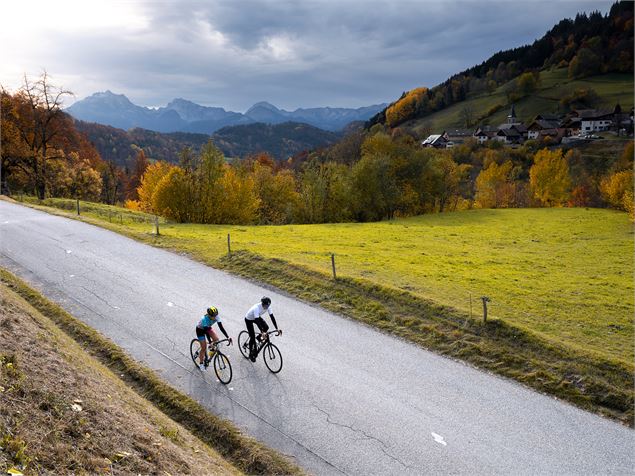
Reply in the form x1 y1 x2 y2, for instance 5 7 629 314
189 338 233 384
237 330 283 373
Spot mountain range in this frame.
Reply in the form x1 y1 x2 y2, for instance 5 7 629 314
66 91 386 133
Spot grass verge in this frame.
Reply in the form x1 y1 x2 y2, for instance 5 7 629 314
5 196 634 426
0 267 302 475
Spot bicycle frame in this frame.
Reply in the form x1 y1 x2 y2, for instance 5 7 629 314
204 338 231 365
251 331 279 357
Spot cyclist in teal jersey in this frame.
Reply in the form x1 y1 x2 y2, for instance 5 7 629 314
195 306 232 370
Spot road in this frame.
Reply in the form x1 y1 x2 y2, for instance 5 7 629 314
1 200 633 475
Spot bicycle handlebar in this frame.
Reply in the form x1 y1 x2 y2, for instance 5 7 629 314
213 338 232 346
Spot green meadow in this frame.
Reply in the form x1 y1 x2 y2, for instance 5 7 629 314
19 198 634 367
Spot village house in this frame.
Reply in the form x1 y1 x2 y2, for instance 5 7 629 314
472 126 497 144
527 118 561 140
424 103 631 150
572 109 614 133
445 129 474 145
421 131 450 148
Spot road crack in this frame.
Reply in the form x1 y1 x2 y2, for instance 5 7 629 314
312 404 413 470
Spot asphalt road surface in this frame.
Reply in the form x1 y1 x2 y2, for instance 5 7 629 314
1 200 633 475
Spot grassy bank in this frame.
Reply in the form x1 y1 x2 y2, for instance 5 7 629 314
9 197 634 425
0 279 241 475
0 267 301 475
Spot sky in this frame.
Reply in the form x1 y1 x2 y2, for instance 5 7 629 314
1 0 615 112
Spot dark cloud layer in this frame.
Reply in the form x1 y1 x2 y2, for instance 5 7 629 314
3 0 614 111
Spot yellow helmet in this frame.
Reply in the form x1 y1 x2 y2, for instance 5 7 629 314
207 306 218 317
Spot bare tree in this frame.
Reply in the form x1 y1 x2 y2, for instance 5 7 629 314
12 72 73 198
459 104 474 128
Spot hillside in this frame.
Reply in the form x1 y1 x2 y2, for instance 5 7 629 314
369 1 633 131
75 120 211 167
211 121 340 159
406 69 634 133
75 119 341 164
0 279 239 475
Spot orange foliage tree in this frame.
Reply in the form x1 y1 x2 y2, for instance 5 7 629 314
385 87 428 128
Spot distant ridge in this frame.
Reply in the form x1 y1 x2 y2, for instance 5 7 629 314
66 92 386 133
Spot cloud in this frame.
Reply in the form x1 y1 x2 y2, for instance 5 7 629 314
0 0 614 111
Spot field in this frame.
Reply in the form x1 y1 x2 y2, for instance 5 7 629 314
407 69 634 133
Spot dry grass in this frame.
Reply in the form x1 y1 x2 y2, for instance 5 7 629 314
0 281 241 475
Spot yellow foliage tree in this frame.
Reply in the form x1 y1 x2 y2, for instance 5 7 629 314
216 166 260 224
385 87 428 128
475 160 514 208
151 167 193 223
600 170 634 217
137 161 174 212
529 149 571 206
47 152 103 200
253 163 300 224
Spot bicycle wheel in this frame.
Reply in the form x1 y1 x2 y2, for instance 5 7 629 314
189 339 202 366
263 343 283 374
238 331 251 359
213 352 232 384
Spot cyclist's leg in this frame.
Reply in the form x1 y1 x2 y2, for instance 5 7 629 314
208 328 219 347
195 327 207 364
255 317 269 340
245 318 257 357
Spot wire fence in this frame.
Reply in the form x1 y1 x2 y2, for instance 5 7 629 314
16 195 168 229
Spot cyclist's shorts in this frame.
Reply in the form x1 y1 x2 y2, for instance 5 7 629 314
196 327 208 341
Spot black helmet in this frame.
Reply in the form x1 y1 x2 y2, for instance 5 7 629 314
207 306 218 317
261 296 271 307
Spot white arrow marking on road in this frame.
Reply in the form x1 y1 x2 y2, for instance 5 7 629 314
431 432 447 446
167 301 174 307
66 249 72 254
70 274 75 278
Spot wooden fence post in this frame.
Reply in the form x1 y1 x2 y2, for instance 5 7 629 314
227 233 231 255
481 296 490 323
331 253 337 280
76 198 80 216
154 215 160 235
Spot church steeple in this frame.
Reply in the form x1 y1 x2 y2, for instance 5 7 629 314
507 103 517 124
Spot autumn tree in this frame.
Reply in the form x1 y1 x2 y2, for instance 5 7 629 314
385 87 428 128
126 149 149 200
432 155 471 212
151 167 193 222
475 160 515 208
600 170 634 217
252 162 299 224
192 141 226 223
6 72 73 198
529 149 571 206
216 166 259 224
568 48 602 78
135 161 174 212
